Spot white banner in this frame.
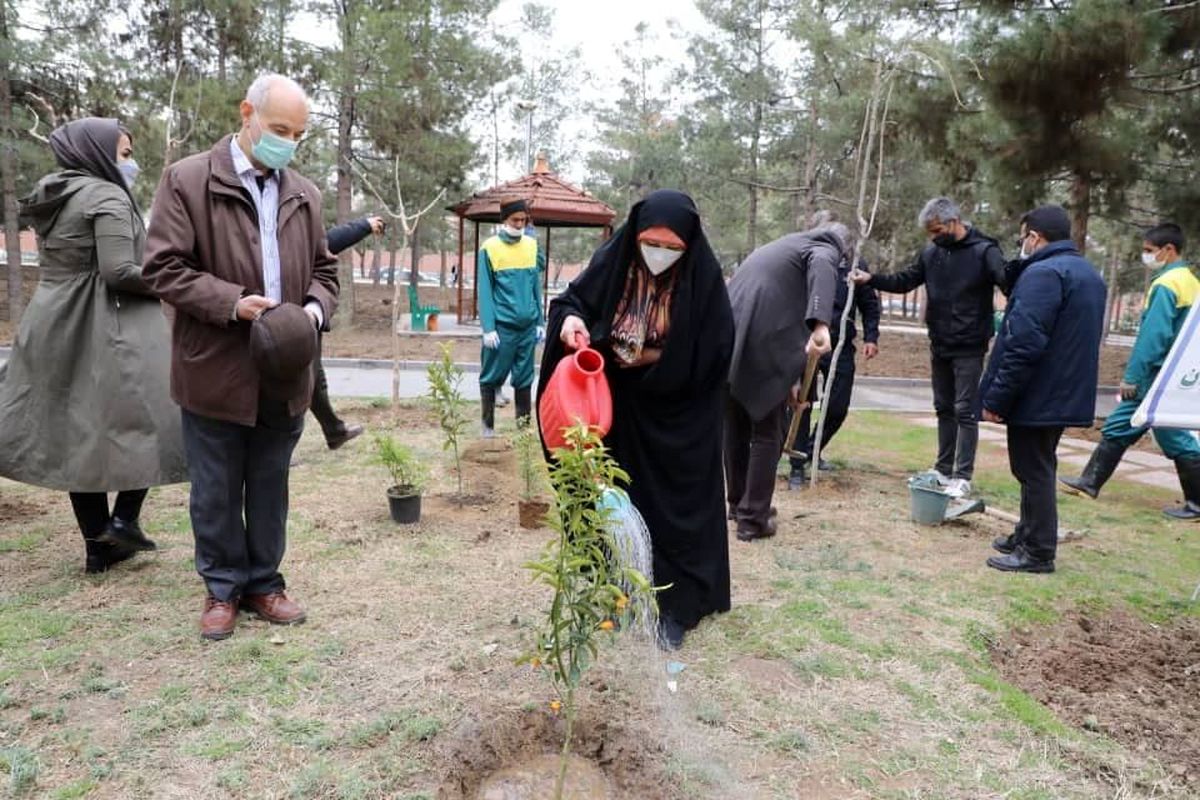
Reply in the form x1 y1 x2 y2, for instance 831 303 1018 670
1132 300 1200 429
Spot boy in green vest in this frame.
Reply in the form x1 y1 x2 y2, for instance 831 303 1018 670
1060 223 1200 520
477 197 545 437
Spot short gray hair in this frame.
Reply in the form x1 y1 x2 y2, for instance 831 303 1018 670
918 197 961 228
245 74 308 111
807 209 851 251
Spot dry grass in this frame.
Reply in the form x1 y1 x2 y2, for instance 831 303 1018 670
1 407 1198 798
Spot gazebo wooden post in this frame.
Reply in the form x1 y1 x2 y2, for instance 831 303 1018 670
543 226 552 317
455 215 465 320
471 220 481 321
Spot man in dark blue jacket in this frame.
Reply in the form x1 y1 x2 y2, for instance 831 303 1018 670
852 197 1007 498
979 205 1106 573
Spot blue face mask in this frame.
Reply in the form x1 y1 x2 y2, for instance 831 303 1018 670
250 114 299 170
118 159 140 188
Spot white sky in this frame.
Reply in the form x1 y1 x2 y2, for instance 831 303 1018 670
479 0 711 186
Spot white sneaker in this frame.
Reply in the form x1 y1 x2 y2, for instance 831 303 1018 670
481 424 495 439
924 469 952 487
945 479 972 498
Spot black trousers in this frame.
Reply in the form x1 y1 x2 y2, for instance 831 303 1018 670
309 334 344 438
1007 425 1064 562
724 393 786 534
69 489 149 538
789 344 856 468
181 402 304 602
931 353 983 480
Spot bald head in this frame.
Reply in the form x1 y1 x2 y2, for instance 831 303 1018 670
237 74 309 171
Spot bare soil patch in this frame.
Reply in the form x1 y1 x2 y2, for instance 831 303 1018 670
0 496 50 524
992 611 1200 784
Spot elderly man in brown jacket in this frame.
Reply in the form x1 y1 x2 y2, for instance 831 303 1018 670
143 74 338 640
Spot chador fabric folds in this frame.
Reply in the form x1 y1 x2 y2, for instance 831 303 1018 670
537 190 734 633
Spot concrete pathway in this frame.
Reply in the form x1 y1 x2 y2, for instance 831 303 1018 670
906 416 1186 492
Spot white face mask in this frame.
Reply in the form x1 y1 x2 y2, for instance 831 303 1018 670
640 243 684 276
1019 242 1031 260
1142 250 1160 267
502 225 524 239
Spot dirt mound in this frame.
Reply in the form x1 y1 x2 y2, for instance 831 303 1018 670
992 610 1200 783
0 497 50 524
436 708 676 800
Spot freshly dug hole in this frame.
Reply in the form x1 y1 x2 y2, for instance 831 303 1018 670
991 609 1200 783
436 707 675 800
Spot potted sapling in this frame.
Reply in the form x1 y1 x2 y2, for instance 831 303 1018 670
376 434 428 524
513 418 550 529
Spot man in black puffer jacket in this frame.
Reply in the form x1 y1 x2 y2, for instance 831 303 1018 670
852 197 1007 497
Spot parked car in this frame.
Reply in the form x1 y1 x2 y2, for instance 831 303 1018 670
363 268 440 286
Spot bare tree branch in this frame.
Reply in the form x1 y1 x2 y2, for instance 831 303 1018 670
21 94 56 142
1133 80 1200 95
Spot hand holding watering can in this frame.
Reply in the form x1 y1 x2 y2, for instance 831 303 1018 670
540 316 613 452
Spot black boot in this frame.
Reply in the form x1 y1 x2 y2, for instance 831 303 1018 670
1164 454 1200 521
82 533 138 574
480 385 496 438
992 523 1026 554
514 387 532 424
787 462 807 491
97 517 157 551
1059 438 1125 499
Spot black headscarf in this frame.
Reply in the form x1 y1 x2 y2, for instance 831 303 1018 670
48 117 138 211
539 189 729 400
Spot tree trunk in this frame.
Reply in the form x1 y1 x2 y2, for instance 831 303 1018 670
1101 238 1119 336
335 2 356 324
1 1 24 324
384 223 398 287
1068 170 1090 254
409 218 420 290
439 218 448 288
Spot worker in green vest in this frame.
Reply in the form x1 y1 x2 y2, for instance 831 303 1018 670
478 197 545 437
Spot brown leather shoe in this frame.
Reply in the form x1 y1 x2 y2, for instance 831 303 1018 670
201 596 238 640
241 592 307 625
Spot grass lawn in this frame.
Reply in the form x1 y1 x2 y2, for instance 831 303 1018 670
1 405 1197 799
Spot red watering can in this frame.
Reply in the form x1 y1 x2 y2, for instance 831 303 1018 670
539 332 613 452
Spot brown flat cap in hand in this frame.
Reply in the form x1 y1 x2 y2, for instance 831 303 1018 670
249 303 318 398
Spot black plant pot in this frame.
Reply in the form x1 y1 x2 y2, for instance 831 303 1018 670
387 486 421 524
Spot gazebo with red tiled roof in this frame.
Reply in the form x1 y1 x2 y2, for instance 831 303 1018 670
448 154 616 322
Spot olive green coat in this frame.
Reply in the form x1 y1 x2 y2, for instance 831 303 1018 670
0 171 187 491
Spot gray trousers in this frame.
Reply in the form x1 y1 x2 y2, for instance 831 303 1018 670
931 353 983 480
182 403 304 602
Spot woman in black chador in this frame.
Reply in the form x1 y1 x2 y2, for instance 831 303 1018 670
537 189 734 649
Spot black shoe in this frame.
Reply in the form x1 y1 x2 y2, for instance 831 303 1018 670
736 516 777 542
986 546 1054 574
657 616 686 650
817 458 835 472
1163 500 1200 521
97 518 157 551
325 423 364 450
787 465 807 491
84 540 138 574
1059 439 1125 499
991 534 1018 554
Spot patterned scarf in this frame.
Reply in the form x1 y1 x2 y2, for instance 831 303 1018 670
610 262 679 366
